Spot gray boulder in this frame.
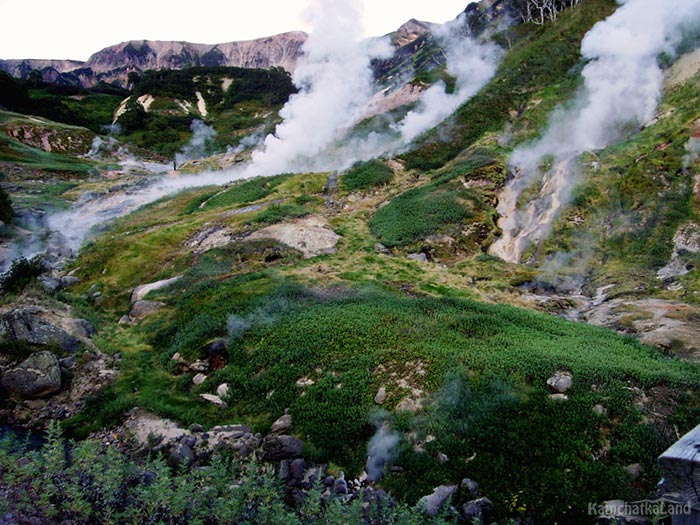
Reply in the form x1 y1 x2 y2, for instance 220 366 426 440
0 308 80 352
130 301 165 320
270 413 293 435
1 351 61 398
418 485 457 516
463 498 494 524
547 370 573 393
262 435 303 461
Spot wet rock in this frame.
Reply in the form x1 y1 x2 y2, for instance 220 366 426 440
262 435 303 461
271 412 292 435
1 351 61 398
547 370 573 393
129 300 165 320
0 308 80 352
462 497 494 524
131 276 182 303
418 485 457 516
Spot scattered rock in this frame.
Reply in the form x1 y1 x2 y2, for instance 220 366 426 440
216 383 230 398
396 397 421 412
189 360 209 373
549 394 569 402
118 315 131 325
547 370 573 393
333 472 348 495
374 243 391 255
1 351 61 398
199 394 226 407
374 387 387 405
296 376 315 388
271 413 293 435
192 373 207 386
623 463 643 480
38 276 61 293
437 452 449 464
129 300 165 320
462 497 494 524
65 318 96 338
418 485 457 516
60 275 80 288
168 442 194 468
461 478 480 499
407 253 428 263
262 435 304 461
131 276 183 303
593 404 607 416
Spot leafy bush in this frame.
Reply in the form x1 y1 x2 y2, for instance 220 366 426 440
0 424 450 525
369 179 479 247
0 256 44 295
250 203 309 225
341 160 394 191
0 186 13 224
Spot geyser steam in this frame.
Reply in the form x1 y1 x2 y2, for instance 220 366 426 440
491 0 700 264
248 0 392 176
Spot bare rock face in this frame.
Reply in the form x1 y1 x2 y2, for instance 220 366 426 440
1 351 61 398
248 216 340 258
0 308 81 352
393 19 432 47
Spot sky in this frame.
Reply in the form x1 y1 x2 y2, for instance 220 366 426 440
0 0 470 61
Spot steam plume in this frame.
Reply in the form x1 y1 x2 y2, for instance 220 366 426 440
175 120 217 167
491 0 700 264
365 411 400 482
247 0 392 176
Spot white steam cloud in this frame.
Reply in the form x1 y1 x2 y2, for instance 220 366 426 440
247 0 392 176
491 0 700 264
175 119 217 167
365 413 400 482
396 16 500 143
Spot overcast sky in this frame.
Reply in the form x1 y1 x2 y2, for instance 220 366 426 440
0 0 470 61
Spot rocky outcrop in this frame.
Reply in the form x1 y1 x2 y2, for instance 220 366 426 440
131 276 182 303
0 307 81 352
418 485 457 516
248 216 341 258
1 351 61 398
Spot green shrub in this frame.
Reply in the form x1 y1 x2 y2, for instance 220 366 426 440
0 186 13 224
0 256 44 295
369 179 478 247
341 160 394 191
250 204 309 225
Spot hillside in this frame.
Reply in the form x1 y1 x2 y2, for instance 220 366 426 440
1 0 700 523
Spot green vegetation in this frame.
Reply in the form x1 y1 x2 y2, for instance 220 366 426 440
0 424 452 525
369 177 491 248
401 0 617 170
341 160 394 191
250 203 309 225
0 256 44 295
0 186 13 224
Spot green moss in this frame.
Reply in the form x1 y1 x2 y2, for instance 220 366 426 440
340 159 394 191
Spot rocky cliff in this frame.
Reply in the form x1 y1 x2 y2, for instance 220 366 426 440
0 32 308 88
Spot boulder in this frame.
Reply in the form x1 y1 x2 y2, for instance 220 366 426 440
462 497 494 524
262 435 303 461
374 243 391 255
65 318 96 338
407 253 428 263
547 371 573 393
199 394 226 407
1 351 61 398
192 373 207 386
0 308 80 352
271 413 293 435
374 387 387 405
216 383 230 398
131 276 182 303
168 442 194 468
549 394 569 402
418 485 457 516
461 478 480 499
129 300 165 320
